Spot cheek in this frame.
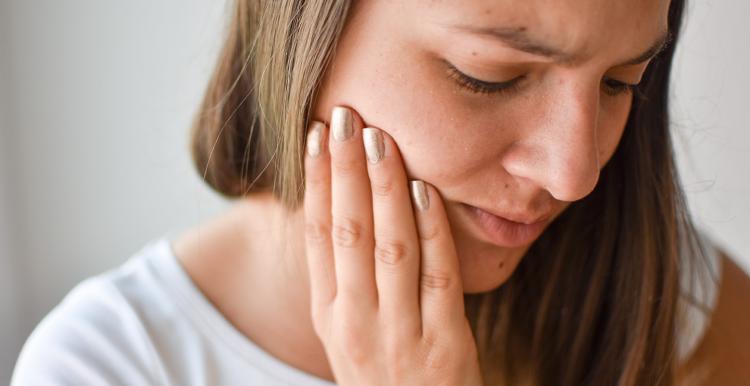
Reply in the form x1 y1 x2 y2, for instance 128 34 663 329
311 4 509 187
317 44 491 186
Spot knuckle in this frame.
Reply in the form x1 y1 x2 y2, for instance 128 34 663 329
421 269 452 290
305 222 330 246
336 283 371 303
383 342 409 381
420 333 455 370
424 346 454 370
419 224 441 241
305 173 327 190
370 176 396 197
333 321 370 365
332 216 364 248
374 239 409 266
332 158 362 177
341 341 369 366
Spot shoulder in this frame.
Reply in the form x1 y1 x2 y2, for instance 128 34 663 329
11 240 174 386
677 247 750 385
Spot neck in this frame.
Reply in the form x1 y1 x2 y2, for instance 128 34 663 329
236 194 334 381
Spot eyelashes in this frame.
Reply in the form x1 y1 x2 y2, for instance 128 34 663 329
444 61 642 98
601 78 642 97
445 62 524 96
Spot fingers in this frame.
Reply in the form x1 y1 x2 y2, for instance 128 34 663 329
304 105 464 346
328 107 378 308
410 181 466 334
304 120 337 313
363 127 422 337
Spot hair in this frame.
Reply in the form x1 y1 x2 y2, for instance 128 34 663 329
189 1 717 385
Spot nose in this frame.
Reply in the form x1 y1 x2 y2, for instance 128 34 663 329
503 78 601 202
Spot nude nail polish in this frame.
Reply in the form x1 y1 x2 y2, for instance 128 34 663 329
307 121 325 157
331 107 353 142
410 180 429 211
362 128 384 164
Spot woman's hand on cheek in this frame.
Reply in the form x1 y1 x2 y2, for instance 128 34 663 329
303 106 484 386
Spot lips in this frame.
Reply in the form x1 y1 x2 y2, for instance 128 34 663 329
460 203 550 247
467 204 550 225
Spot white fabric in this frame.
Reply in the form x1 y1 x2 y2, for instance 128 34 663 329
12 231 722 385
12 235 337 386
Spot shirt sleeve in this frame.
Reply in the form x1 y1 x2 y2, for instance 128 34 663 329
11 277 162 386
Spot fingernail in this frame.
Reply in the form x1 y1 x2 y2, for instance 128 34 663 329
306 121 325 157
331 106 353 142
410 180 429 211
362 128 384 164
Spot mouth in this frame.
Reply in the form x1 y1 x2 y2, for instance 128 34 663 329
459 203 550 248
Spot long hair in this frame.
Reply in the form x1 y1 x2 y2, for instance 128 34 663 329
189 1 713 385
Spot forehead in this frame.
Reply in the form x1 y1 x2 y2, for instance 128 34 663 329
409 0 671 64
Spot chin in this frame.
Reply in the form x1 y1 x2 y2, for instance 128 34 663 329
461 273 513 294
457 245 527 294
447 202 543 294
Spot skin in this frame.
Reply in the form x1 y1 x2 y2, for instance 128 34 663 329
312 0 668 293
681 251 750 384
172 0 750 383
303 108 484 384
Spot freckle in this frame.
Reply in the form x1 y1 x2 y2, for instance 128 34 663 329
498 261 505 269
471 51 477 56
504 183 509 189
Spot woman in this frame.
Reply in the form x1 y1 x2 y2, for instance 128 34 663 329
12 0 750 385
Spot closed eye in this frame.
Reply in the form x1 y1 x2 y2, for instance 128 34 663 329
444 60 643 98
601 78 642 97
444 61 524 95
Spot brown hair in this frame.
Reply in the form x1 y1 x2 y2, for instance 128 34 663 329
189 1 715 385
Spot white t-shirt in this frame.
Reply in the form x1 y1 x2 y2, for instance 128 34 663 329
11 231 722 386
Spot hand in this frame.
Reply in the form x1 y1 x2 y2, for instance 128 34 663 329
303 105 484 386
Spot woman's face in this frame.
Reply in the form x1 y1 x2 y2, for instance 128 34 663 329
311 0 670 293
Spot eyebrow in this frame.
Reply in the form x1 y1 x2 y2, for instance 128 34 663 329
448 25 672 67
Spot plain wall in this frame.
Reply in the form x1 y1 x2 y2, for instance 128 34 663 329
0 0 21 379
1 0 230 382
1 0 748 383
671 1 750 264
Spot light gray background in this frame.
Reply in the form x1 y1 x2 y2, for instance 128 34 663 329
0 0 748 382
